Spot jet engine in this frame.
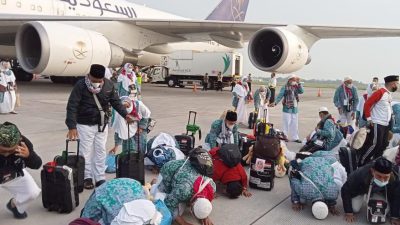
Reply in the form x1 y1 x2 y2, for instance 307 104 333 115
15 21 138 76
248 27 309 74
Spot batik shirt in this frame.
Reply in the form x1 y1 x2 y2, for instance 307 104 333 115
81 178 146 225
159 160 216 217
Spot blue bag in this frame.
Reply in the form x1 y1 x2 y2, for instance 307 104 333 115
105 154 116 173
154 199 172 225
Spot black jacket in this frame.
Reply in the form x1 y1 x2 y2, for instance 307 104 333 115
341 162 400 218
0 136 42 178
66 78 127 129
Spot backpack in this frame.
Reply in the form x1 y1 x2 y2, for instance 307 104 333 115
189 147 213 177
146 145 176 169
218 144 242 168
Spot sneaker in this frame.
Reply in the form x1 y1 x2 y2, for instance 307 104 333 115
6 199 27 219
95 180 106 187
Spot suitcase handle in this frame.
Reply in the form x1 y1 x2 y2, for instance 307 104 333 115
65 139 80 166
187 111 197 126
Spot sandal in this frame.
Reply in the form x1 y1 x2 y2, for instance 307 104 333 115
84 178 94 190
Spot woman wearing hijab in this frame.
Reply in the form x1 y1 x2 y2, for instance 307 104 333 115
0 61 17 114
109 87 151 155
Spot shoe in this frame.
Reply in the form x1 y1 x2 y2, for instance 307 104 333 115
7 199 27 219
95 180 106 187
293 140 302 143
10 111 18 114
84 178 94 190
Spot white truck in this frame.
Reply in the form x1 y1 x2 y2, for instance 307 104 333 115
142 51 243 89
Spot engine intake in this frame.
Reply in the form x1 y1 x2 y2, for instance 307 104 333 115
248 27 309 74
15 21 137 76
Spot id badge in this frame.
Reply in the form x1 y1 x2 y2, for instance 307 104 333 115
343 99 348 106
314 139 324 147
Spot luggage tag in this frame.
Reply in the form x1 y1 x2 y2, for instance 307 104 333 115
343 99 348 106
254 158 265 172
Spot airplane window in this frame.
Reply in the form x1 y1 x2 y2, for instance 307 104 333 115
1 0 6 6
16 1 21 8
37 6 42 12
31 5 35 10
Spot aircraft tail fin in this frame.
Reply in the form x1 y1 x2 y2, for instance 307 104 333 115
206 0 249 22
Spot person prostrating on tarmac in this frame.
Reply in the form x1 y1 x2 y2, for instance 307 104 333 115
66 64 134 189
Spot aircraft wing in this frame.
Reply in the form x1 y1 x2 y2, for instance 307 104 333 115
2 15 400 46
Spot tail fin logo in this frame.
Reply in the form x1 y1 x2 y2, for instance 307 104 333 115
231 0 246 21
223 54 231 74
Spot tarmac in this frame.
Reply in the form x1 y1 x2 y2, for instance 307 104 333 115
0 80 387 225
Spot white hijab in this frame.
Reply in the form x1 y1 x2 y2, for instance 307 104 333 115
112 96 138 140
111 199 162 225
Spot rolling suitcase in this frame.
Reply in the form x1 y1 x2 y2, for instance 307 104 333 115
249 157 275 191
339 146 358 175
41 163 79 213
248 111 258 129
54 139 85 193
175 111 199 154
116 124 145 185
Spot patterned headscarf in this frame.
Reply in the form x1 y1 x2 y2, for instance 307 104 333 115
0 122 21 147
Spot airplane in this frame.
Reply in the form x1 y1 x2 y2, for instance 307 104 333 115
1 0 400 83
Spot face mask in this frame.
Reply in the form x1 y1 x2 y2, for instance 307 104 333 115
226 123 234 130
290 81 297 86
346 84 353 88
127 68 133 73
373 178 389 187
91 82 101 88
391 86 398 92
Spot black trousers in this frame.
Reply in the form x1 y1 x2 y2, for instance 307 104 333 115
270 88 276 103
203 82 208 91
247 82 252 91
358 123 389 166
217 81 223 91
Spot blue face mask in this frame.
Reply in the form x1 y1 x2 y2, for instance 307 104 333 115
373 178 389 187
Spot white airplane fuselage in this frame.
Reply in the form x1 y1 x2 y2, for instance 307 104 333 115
0 0 233 66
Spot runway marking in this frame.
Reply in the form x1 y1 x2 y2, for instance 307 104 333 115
249 194 291 225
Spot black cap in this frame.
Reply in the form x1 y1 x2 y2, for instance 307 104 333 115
225 111 237 122
373 158 393 174
384 75 399 83
90 64 106 78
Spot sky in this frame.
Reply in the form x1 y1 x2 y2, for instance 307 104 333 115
128 0 400 82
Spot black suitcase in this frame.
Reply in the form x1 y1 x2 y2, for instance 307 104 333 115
116 126 145 185
54 139 85 193
41 164 79 213
175 135 195 155
249 157 275 191
248 112 258 129
339 147 358 175
238 133 255 166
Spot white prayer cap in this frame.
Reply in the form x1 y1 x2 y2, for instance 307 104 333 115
312 201 329 220
344 76 353 82
192 198 212 219
319 107 329 113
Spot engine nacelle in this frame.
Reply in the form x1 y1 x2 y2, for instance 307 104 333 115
248 27 309 74
15 21 138 76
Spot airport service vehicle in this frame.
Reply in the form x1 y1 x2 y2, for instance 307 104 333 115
144 51 242 88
